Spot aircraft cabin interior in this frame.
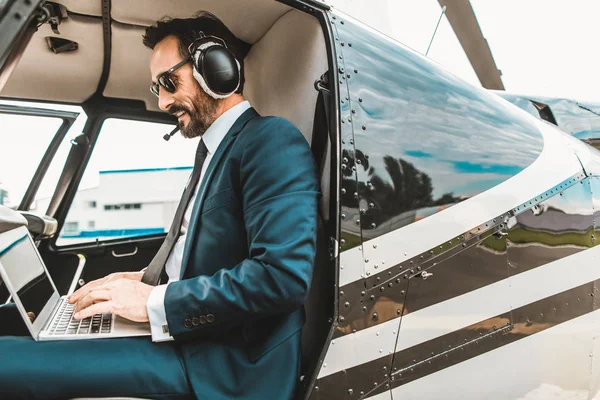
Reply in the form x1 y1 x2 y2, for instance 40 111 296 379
0 0 337 398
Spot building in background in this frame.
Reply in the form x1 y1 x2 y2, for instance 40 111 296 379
34 167 191 245
0 184 8 206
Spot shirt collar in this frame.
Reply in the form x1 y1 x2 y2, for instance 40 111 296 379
202 100 251 154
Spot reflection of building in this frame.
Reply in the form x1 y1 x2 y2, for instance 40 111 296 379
34 167 191 242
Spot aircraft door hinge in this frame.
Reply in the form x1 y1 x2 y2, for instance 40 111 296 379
329 236 339 260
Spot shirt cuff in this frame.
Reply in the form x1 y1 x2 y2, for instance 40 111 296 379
146 283 174 342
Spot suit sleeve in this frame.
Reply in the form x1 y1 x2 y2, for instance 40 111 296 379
164 117 320 339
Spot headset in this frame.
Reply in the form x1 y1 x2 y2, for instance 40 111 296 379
187 32 241 99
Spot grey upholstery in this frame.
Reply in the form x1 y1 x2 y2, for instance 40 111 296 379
18 212 58 239
0 205 28 234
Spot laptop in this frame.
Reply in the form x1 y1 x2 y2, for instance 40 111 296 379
0 225 151 340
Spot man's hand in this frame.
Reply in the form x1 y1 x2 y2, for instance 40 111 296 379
71 279 153 322
68 271 144 304
68 271 152 322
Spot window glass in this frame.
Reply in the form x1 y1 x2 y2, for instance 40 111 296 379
0 101 85 212
56 118 199 245
0 113 63 208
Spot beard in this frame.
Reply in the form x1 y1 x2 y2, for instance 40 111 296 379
171 85 220 139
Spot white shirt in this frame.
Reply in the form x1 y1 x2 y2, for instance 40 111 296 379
146 100 251 341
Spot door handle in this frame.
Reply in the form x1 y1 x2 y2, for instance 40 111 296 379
111 246 138 258
421 271 433 280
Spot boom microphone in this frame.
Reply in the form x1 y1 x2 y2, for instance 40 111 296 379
163 126 179 141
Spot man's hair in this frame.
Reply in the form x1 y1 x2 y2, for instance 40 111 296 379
143 11 250 94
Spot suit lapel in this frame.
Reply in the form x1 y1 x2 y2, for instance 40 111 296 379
180 108 258 278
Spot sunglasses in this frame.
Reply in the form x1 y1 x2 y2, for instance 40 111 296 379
150 56 191 97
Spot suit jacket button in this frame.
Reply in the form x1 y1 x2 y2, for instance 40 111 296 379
192 317 200 326
206 314 215 323
199 316 207 325
184 319 192 328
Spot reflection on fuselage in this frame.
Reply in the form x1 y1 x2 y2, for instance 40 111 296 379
335 17 544 242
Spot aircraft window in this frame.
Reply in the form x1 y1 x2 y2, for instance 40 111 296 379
0 105 82 211
498 94 541 119
55 118 198 245
537 98 600 141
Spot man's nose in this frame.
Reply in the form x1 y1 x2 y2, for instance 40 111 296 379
158 88 174 112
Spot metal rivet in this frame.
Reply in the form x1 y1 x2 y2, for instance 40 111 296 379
362 125 367 130
354 68 358 73
345 302 350 307
338 67 344 74
348 389 353 395
341 20 345 24
361 290 366 296
352 109 356 114
370 295 375 300
340 291 345 296
373 312 378 319
341 213 347 220
359 98 363 102
380 286 385 292
362 306 367 311
371 223 377 228
355 219 360 226
339 316 345 322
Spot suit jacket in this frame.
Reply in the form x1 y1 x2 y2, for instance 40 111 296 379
164 108 320 399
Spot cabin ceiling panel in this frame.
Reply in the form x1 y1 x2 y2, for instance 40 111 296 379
103 22 158 110
56 0 103 17
0 15 104 103
110 0 292 44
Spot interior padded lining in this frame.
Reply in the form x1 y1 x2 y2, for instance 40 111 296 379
55 0 102 17
0 206 28 234
110 0 291 44
0 14 104 103
102 22 154 106
244 10 328 144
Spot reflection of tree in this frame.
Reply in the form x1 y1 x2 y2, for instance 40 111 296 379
341 150 464 228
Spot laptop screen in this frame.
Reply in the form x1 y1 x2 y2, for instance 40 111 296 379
0 227 57 328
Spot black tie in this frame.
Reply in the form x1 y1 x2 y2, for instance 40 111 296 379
142 139 209 286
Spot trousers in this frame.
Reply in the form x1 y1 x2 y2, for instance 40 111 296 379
0 304 194 400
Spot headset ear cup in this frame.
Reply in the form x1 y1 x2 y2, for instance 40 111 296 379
201 46 240 95
191 44 240 99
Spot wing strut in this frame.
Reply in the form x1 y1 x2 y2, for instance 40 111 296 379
437 0 505 90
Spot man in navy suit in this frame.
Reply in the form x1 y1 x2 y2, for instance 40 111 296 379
0 11 319 400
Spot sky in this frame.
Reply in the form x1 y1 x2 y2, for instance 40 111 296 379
2 0 600 207
331 0 600 102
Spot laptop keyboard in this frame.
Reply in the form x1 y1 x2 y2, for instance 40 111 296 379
48 298 112 335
